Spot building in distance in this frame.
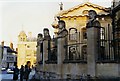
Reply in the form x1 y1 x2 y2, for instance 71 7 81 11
17 31 37 68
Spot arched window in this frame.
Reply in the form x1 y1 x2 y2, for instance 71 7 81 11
27 45 30 48
21 38 22 41
69 28 77 41
100 28 105 40
23 38 25 41
82 28 87 39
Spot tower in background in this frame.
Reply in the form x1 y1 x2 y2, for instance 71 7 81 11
18 31 27 42
17 30 37 68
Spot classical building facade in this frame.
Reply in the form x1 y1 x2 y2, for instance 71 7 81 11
52 2 112 61
17 31 37 68
35 2 119 80
52 2 111 36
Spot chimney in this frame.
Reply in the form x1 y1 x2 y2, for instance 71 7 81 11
1 41 4 47
16 48 18 52
10 42 14 50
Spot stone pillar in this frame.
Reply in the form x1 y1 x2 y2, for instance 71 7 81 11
57 37 66 78
0 41 4 71
36 33 43 72
36 41 43 80
36 46 40 71
87 27 100 77
57 20 68 79
43 28 51 73
86 10 101 77
0 45 2 74
43 40 48 64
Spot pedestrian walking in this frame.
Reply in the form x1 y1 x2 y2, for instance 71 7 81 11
20 65 24 81
13 65 19 81
23 61 31 81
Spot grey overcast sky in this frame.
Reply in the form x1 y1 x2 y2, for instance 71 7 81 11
0 0 112 48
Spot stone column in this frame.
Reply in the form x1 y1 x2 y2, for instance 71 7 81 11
36 45 40 69
57 20 68 79
43 40 48 65
57 37 66 78
43 28 51 74
87 27 100 77
86 10 101 77
43 40 48 79
35 33 43 79
36 33 43 71
0 45 2 74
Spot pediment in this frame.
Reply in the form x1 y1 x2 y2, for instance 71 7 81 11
56 2 110 17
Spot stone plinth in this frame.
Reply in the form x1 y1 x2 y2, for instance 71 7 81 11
36 46 40 70
43 40 48 71
0 46 2 74
87 27 100 77
57 37 66 79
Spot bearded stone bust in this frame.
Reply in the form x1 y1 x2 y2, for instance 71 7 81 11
86 10 101 28
57 20 68 38
37 33 43 46
43 28 51 40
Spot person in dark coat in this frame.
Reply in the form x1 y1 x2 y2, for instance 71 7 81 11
13 65 19 81
20 65 24 81
24 61 31 81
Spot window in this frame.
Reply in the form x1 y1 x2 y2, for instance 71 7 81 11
15 57 17 61
7 57 14 61
100 28 105 40
23 38 25 41
74 18 76 20
27 45 30 48
21 38 22 41
26 54 31 56
69 28 77 41
82 28 87 39
68 18 71 20
9 57 14 61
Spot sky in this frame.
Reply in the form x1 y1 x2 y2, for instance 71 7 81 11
0 0 113 48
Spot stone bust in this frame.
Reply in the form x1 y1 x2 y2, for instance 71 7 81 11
57 20 68 38
43 28 51 40
37 33 43 46
86 10 101 28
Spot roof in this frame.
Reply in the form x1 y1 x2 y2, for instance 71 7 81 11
56 2 110 17
3 46 17 54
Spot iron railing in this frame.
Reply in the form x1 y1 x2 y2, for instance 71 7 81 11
97 25 118 62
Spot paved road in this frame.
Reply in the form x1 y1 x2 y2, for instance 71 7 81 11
0 70 35 81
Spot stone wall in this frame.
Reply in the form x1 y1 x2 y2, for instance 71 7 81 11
36 63 87 79
97 63 119 77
